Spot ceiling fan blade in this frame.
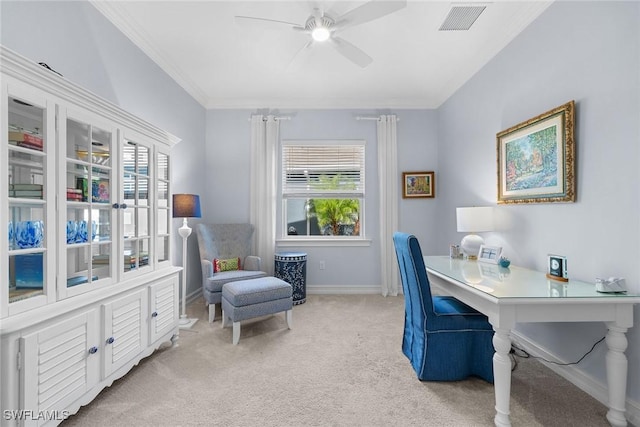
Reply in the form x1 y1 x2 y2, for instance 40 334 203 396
334 0 407 31
328 37 373 68
234 15 305 31
287 40 314 72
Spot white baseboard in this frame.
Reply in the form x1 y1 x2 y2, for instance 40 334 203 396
307 284 382 295
511 330 640 426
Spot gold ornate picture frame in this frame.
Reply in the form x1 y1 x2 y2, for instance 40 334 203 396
497 101 575 204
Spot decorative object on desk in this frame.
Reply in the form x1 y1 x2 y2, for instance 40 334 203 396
497 100 575 204
546 254 568 282
477 245 502 264
173 193 202 329
499 256 511 268
449 244 461 258
456 206 494 259
15 220 44 249
402 171 434 198
595 277 626 293
66 220 77 244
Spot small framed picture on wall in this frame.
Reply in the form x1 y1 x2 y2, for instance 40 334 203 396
402 171 435 199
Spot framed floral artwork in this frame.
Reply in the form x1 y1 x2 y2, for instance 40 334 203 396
497 101 575 204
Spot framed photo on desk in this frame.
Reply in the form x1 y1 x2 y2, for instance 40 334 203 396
477 245 502 264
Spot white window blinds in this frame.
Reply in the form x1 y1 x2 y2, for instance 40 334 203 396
281 141 365 198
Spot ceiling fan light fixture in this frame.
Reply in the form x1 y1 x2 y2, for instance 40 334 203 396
311 26 330 42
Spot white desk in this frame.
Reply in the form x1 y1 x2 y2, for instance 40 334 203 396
424 256 640 427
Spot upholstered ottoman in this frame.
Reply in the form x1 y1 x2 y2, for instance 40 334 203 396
221 277 293 345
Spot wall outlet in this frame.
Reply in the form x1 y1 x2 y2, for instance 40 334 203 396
319 260 325 270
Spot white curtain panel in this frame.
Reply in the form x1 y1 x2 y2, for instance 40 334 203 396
249 115 279 275
377 115 400 296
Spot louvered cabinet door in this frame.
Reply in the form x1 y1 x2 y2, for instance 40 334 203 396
102 289 148 378
19 310 99 426
148 276 178 344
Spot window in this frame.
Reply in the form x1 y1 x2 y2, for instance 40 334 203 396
281 140 365 238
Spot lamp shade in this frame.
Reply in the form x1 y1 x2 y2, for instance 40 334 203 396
172 194 201 218
456 207 494 233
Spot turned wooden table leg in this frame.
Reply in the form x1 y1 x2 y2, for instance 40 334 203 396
605 323 629 427
493 327 513 427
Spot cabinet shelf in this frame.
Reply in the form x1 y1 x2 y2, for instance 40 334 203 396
8 144 45 156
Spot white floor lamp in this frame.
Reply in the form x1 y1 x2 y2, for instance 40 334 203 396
173 194 201 329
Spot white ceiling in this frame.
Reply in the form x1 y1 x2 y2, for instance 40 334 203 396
92 1 552 109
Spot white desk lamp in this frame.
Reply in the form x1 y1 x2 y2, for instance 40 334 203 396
456 206 494 259
173 194 201 329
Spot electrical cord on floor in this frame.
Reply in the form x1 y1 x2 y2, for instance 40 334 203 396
509 336 605 372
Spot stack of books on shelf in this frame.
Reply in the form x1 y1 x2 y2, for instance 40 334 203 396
9 130 43 151
9 183 43 199
124 252 149 271
67 188 83 201
92 254 110 266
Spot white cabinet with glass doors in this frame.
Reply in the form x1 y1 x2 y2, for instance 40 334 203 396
0 45 181 425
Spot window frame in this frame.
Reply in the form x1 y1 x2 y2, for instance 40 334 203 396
279 139 368 245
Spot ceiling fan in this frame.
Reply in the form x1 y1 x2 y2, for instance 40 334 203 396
235 1 407 69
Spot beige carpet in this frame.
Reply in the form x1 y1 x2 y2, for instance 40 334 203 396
62 295 610 426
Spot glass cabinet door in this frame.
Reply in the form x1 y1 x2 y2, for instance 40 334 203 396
122 139 152 275
3 85 55 316
60 109 115 297
156 151 171 266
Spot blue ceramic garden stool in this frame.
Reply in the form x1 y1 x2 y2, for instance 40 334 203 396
274 252 307 305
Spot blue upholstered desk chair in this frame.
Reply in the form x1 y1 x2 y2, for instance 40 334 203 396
393 232 495 383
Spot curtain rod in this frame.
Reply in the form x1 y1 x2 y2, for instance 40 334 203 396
356 116 400 122
248 115 292 121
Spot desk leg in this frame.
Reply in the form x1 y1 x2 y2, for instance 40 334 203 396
605 323 629 427
493 327 512 427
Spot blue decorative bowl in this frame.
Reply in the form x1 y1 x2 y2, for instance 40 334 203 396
76 220 88 243
74 220 97 243
66 220 77 244
15 220 44 249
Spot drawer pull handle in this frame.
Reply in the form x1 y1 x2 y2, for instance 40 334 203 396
106 337 115 344
151 311 158 318
88 346 98 355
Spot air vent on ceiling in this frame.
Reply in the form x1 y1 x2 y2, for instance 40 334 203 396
439 4 486 31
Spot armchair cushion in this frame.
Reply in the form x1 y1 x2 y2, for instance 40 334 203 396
204 270 269 294
214 257 242 273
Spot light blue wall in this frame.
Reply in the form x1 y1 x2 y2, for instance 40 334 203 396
205 108 438 288
3 0 639 412
0 1 207 297
437 1 640 402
